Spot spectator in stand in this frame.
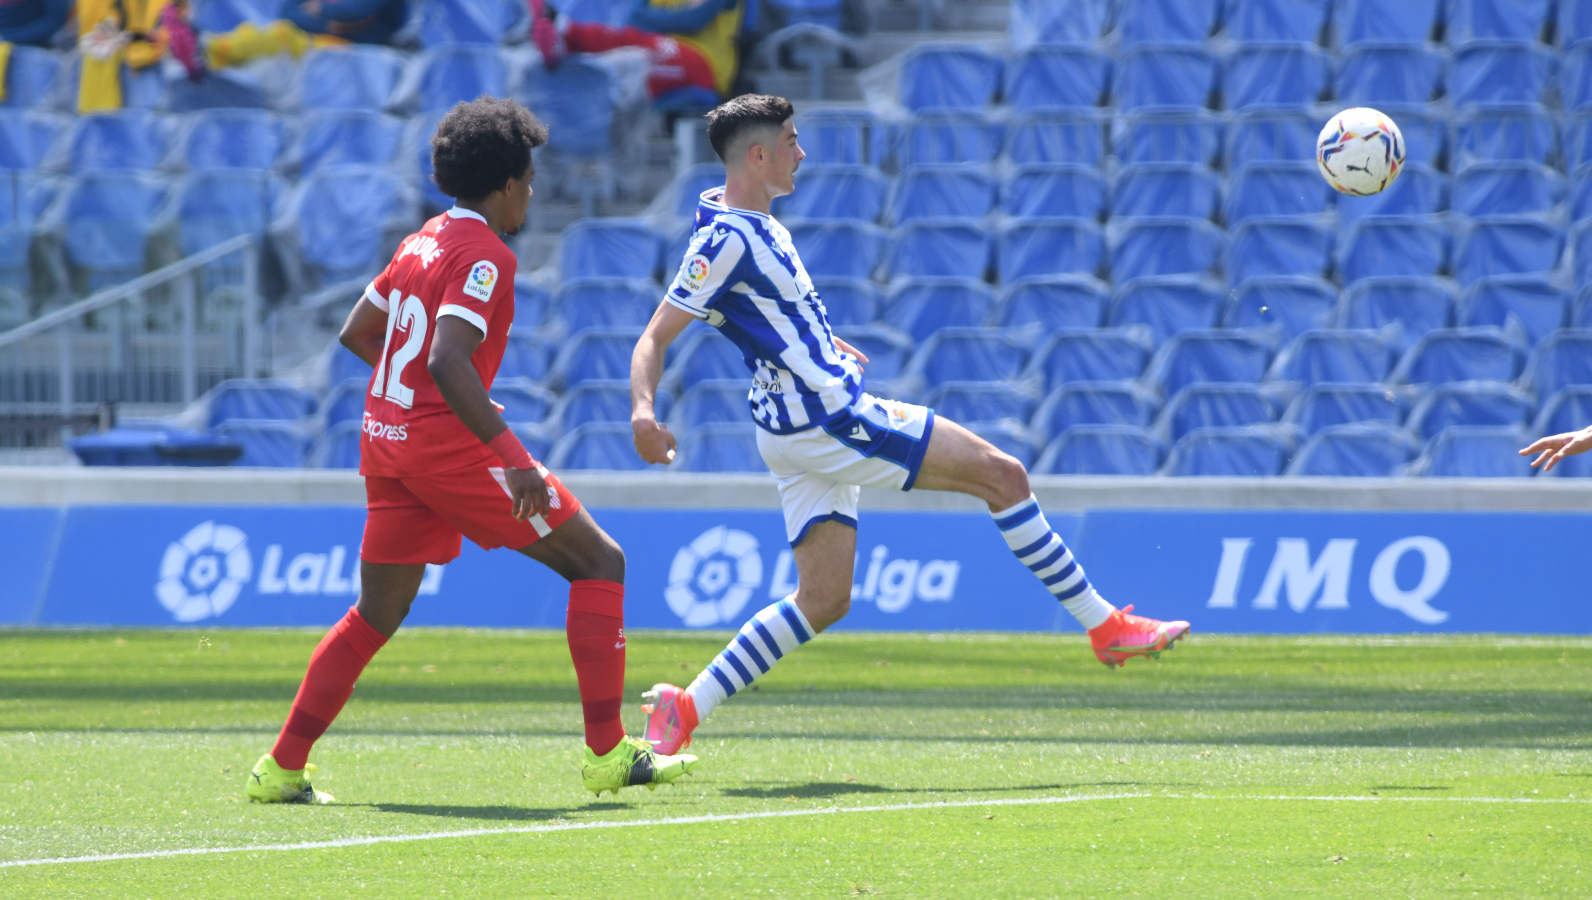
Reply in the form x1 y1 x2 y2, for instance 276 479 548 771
529 0 742 100
76 0 206 110
204 0 409 70
0 0 72 47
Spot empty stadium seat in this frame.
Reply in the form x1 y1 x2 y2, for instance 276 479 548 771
888 221 991 280
899 45 1003 111
555 379 653 426
1149 330 1275 396
519 56 615 156
413 44 510 113
1569 115 1592 171
417 0 528 44
175 168 279 255
1453 163 1564 216
1334 163 1448 226
672 379 748 427
1407 382 1533 440
59 171 172 292
1108 217 1223 280
0 110 63 172
1338 215 1448 284
1111 163 1220 219
214 421 311 468
1 46 63 109
1451 41 1554 108
681 423 762 472
787 221 885 280
1108 275 1222 343
1003 45 1110 110
1525 330 1592 396
207 379 316 427
548 423 650 470
1001 164 1105 219
998 218 1105 282
297 46 405 111
1286 422 1418 476
926 382 1037 428
1284 383 1409 434
67 110 171 171
557 278 663 333
883 278 995 342
1029 328 1155 387
1392 327 1525 384
560 219 662 281
1222 276 1337 339
309 420 362 468
812 277 880 327
1577 220 1592 288
1116 0 1220 43
909 328 1029 384
1030 381 1160 439
280 165 417 289
890 164 996 224
1332 0 1438 45
1334 43 1444 105
1223 42 1329 109
1113 46 1218 108
1268 330 1397 384
1111 108 1222 166
499 333 556 381
318 378 367 428
1005 111 1107 166
1163 424 1296 476
491 379 557 425
1455 216 1564 285
1411 424 1530 477
1034 425 1165 475
997 275 1109 337
1158 383 1276 441
1532 386 1592 436
293 110 404 172
1227 163 1334 223
1341 276 1458 350
1011 0 1111 46
1226 218 1333 285
778 165 888 222
664 328 747 390
177 109 287 170
1575 285 1592 327
1222 0 1330 41
1460 275 1568 343
1454 105 1562 168
837 325 915 392
1222 109 1316 169
901 111 1004 165
555 327 647 386
1564 4 1592 47
1445 0 1552 44
795 107 876 167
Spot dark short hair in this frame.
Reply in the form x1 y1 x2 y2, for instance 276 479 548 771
431 97 550 201
706 93 795 162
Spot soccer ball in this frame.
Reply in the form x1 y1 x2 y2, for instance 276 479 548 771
1316 107 1405 197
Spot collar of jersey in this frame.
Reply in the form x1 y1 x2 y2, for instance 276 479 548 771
699 187 769 220
445 207 488 224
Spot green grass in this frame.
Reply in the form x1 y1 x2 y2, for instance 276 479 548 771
1 629 1589 898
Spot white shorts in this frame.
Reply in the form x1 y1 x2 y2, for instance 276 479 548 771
755 393 936 545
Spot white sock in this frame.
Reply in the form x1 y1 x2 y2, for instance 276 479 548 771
686 596 815 721
991 494 1115 630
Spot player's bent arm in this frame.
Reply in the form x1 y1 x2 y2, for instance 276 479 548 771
338 296 389 368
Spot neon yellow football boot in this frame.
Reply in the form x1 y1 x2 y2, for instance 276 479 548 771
245 753 335 804
580 736 699 796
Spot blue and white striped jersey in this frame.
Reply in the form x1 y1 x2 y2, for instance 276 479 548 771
664 187 864 435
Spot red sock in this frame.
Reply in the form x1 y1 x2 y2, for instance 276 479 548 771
270 607 387 770
566 579 626 756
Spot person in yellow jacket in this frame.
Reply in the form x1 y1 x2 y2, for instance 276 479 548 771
529 0 742 99
76 0 204 112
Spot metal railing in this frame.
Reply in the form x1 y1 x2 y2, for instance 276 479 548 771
0 235 262 451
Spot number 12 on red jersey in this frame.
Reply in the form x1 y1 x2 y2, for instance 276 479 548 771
372 289 427 409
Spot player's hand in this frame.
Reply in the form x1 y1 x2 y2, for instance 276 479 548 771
833 336 869 368
503 466 551 519
1519 426 1592 472
632 415 678 465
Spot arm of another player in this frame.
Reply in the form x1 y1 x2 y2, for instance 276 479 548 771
630 301 697 464
1519 425 1592 473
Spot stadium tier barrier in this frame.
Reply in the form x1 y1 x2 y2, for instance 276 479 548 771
3 467 1589 634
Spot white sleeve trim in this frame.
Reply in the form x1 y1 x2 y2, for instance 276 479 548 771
663 294 711 320
364 282 389 312
437 303 488 335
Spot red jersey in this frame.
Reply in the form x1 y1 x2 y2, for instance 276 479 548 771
358 208 517 477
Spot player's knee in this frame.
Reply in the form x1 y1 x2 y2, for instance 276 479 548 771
987 449 1030 507
578 534 626 584
797 586 850 631
355 595 412 638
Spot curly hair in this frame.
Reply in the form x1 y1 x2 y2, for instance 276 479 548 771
705 93 795 162
430 97 550 202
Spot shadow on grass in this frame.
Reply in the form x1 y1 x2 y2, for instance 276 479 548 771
357 801 626 822
719 779 1163 800
1367 785 1450 792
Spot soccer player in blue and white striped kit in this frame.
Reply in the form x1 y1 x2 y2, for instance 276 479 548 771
629 94 1190 755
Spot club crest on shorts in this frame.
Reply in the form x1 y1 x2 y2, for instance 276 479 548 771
463 259 498 301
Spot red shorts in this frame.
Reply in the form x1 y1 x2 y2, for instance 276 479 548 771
361 464 582 565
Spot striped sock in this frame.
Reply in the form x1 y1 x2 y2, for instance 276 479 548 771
685 596 815 721
992 494 1114 630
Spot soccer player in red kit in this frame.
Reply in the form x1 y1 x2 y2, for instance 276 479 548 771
245 97 698 802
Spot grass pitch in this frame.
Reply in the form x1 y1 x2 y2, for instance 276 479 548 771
1 628 1589 897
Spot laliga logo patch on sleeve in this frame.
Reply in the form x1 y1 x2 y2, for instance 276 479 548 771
463 259 498 302
680 254 711 292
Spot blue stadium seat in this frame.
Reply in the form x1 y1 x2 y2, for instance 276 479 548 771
1451 40 1554 108
557 379 657 426
555 327 647 386
1011 0 1111 45
882 278 996 342
681 423 763 472
1560 43 1592 112
1001 164 1105 219
1116 0 1220 43
1525 330 1592 396
1392 327 1526 384
1341 277 1457 350
795 108 876 167
926 382 1037 429
836 325 914 392
1577 220 1592 288
309 420 361 469
0 173 41 304
207 380 316 427
901 111 1004 165
1564 4 1592 47
672 379 747 427
1031 382 1160 439
1149 330 1275 396
519 56 615 156
499 334 556 381
665 328 747 389
1286 422 1418 476
1107 217 1223 280
548 423 650 471
1407 381 1533 440
1334 43 1445 104
0 110 63 171
174 168 280 266
997 275 1109 338
1573 168 1592 222
1453 163 1564 216
1455 105 1561 168
1455 216 1564 284
326 337 373 386
213 421 310 468
298 47 404 111
1570 115 1592 171
318 378 368 428
1411 425 1530 476
909 328 1029 384
1111 108 1221 166
1268 330 1397 384
888 221 991 280
1338 215 1449 284
899 45 1003 111
1108 275 1222 343
1003 46 1110 110
1532 385 1592 436
555 277 657 333
560 219 662 281
1446 0 1552 43
67 111 171 171
177 109 286 170
1222 109 1316 169
1575 285 1592 326
514 276 553 327
1460 275 1568 343
1223 43 1330 109
1334 163 1448 226
1226 162 1334 223
810 277 879 327
763 0 844 28
1113 46 1219 108
414 44 509 113
1164 424 1296 476
998 218 1106 283
890 164 996 224
1157 383 1276 441
1225 218 1333 285
1030 328 1155 386
1222 276 1337 339
1111 163 1220 219
193 0 276 30
284 165 416 288
1034 425 1165 475
787 221 885 280
1222 0 1329 41
491 379 557 425
777 165 888 222
1 47 63 109
60 171 171 292
672 162 724 217
1332 0 1439 44
1284 384 1409 435
417 0 527 47
1005 111 1107 166
292 110 404 173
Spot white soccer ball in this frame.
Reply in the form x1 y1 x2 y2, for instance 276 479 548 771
1316 107 1406 197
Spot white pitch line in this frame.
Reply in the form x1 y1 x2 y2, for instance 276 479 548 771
4 791 1589 870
